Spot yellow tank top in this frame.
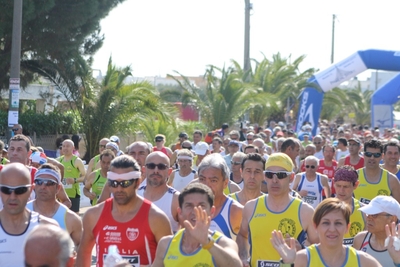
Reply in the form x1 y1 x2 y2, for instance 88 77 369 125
228 192 239 202
307 244 360 266
343 198 365 246
223 182 231 195
249 195 304 266
354 168 390 204
163 228 223 267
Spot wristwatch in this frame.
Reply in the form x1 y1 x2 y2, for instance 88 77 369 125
202 235 214 250
280 258 294 267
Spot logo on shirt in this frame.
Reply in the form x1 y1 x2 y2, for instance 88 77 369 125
167 255 178 260
254 213 266 218
126 228 139 241
193 263 212 267
377 189 389 196
349 222 362 237
103 225 117 231
278 218 296 237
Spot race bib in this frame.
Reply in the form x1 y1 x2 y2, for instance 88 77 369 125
257 260 280 267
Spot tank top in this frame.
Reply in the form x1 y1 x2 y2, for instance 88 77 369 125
297 173 323 209
354 168 391 204
300 160 306 172
93 198 157 267
26 201 68 230
93 154 100 169
59 155 80 198
163 229 223 266
228 192 240 203
360 232 393 266
318 160 338 196
343 198 365 245
137 186 179 232
344 156 364 170
171 170 195 192
223 182 232 195
229 173 244 190
0 211 40 267
91 169 107 205
306 244 361 266
249 196 304 266
153 147 169 157
209 197 237 240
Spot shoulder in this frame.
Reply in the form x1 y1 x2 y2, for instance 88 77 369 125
149 201 170 220
215 234 238 251
230 198 243 213
299 201 315 220
357 249 382 266
353 230 368 249
293 249 308 267
39 215 59 227
82 202 105 225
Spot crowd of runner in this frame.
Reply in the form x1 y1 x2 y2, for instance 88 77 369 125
2 121 400 266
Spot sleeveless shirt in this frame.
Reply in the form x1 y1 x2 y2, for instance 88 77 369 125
306 244 361 266
343 198 365 245
360 232 393 266
26 201 68 230
344 156 364 170
163 229 223 266
59 155 80 198
171 170 195 192
354 168 391 204
318 159 338 196
91 169 107 205
297 173 323 209
153 147 169 157
209 197 237 240
93 198 157 267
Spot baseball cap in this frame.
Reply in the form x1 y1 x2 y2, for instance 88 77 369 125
358 196 400 218
110 135 120 143
228 140 240 146
30 152 47 165
265 153 294 172
178 132 188 138
106 142 119 151
194 142 209 156
3 144 8 152
348 137 361 144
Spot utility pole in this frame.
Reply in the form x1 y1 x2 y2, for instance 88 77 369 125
331 14 336 64
8 0 23 140
243 0 251 72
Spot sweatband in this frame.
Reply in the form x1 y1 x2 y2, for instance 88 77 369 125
334 168 358 183
177 156 193 160
107 171 141 180
34 168 61 183
385 236 400 251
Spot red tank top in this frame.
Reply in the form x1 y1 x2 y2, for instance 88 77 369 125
300 161 306 172
93 198 157 266
153 147 169 157
318 160 338 196
344 156 364 170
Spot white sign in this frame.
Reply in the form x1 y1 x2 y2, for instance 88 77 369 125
9 78 20 90
11 89 19 108
8 111 18 127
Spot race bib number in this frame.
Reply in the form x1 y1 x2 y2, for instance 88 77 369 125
343 238 354 246
62 180 72 189
359 198 370 205
102 255 139 267
257 260 280 267
303 195 317 205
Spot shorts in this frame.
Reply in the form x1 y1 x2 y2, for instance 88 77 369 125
70 195 81 212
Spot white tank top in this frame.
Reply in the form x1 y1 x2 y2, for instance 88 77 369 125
137 186 179 232
172 170 195 192
297 174 323 209
0 211 40 266
209 197 237 240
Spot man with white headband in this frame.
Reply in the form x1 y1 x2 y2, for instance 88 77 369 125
77 155 172 267
137 151 180 232
167 149 197 192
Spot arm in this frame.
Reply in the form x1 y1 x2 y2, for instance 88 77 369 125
46 157 65 179
292 174 301 191
352 231 368 250
389 174 400 203
236 200 256 267
149 205 173 242
171 193 180 224
151 236 171 267
299 202 319 245
337 157 345 168
75 158 86 183
166 147 173 158
170 151 178 167
97 183 111 204
84 157 95 183
76 207 99 267
56 186 72 208
66 210 83 247
321 175 331 198
83 172 97 200
209 236 242 267
167 171 175 187
230 201 243 235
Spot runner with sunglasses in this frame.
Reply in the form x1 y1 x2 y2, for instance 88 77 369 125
292 155 331 209
27 163 82 247
353 139 400 204
77 155 172 267
236 153 318 267
137 151 180 232
0 163 58 266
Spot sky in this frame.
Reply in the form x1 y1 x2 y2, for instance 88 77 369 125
92 0 400 80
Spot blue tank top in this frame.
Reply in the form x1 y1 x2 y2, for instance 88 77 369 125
26 201 67 230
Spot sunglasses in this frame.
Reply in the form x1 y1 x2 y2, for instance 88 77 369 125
313 142 321 145
364 152 382 158
264 171 292 179
305 165 316 169
367 213 392 219
146 163 168 170
0 184 31 195
12 128 19 132
108 179 135 188
34 178 58 187
231 161 241 166
99 145 106 149
182 146 192 150
155 139 164 142
247 138 253 141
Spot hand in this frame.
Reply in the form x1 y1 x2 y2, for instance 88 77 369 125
241 259 250 267
284 233 303 251
270 230 296 264
298 190 308 197
88 192 97 200
182 206 210 246
385 222 400 264
65 178 75 185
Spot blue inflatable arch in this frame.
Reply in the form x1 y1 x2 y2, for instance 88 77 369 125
296 49 400 135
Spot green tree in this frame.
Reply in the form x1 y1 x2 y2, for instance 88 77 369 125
0 0 125 89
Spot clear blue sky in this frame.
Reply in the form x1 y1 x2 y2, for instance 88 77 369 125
92 0 400 79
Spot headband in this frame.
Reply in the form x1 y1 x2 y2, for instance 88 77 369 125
333 168 358 183
177 155 193 160
107 171 141 181
34 169 61 183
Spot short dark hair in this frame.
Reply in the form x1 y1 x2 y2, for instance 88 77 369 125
178 183 214 208
193 130 203 137
212 137 222 144
39 163 61 174
100 149 116 160
384 142 400 154
244 145 259 154
337 138 347 147
241 153 266 170
322 144 336 153
10 134 30 151
222 123 229 129
280 138 298 153
110 155 140 171
364 139 383 153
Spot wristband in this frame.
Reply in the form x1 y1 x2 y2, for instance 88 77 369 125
74 178 77 184
202 235 214 250
280 258 294 267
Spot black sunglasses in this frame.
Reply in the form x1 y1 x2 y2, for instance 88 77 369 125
182 146 192 150
146 163 168 170
364 152 382 158
305 165 316 169
264 171 292 179
12 128 19 132
155 138 164 142
0 184 31 195
108 179 135 188
231 161 241 166
34 179 58 187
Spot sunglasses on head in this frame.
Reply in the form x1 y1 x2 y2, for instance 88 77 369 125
0 184 31 195
305 165 316 169
34 178 58 187
108 179 135 188
155 138 164 142
364 152 382 158
146 163 168 170
264 171 292 179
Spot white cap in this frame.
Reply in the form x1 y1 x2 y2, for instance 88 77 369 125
110 135 120 143
358 195 400 218
194 142 209 156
